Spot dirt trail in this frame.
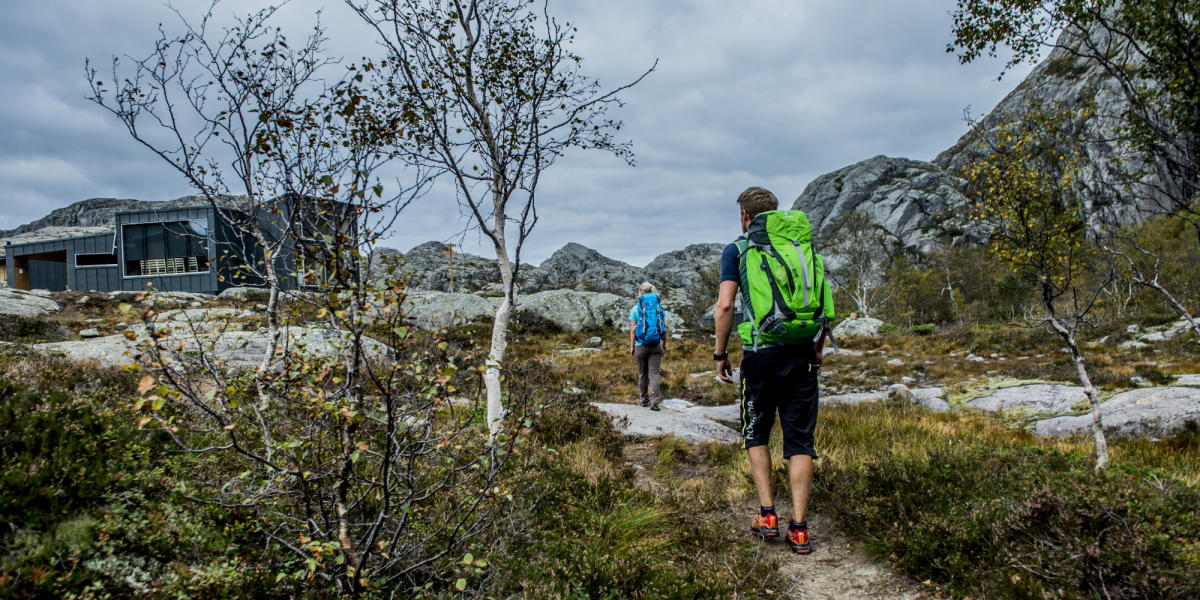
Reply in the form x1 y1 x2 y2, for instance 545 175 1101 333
625 440 929 600
735 499 929 600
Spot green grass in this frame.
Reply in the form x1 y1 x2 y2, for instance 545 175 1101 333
811 403 1200 599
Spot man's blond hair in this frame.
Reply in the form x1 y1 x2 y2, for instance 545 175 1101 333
736 187 778 218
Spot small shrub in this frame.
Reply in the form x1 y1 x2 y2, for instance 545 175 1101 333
0 315 59 343
656 435 691 475
910 323 936 335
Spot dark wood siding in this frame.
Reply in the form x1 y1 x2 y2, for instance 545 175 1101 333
67 233 119 292
7 233 114 292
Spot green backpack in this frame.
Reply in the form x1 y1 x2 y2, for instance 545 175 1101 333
734 209 835 350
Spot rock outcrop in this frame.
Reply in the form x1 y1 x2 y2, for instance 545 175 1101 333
792 156 976 252
644 243 724 290
966 384 1087 414
933 28 1154 224
966 381 1200 439
401 290 499 329
591 401 740 444
0 288 61 317
366 241 721 301
536 243 649 296
36 324 386 371
514 289 683 333
1034 387 1200 439
378 241 506 293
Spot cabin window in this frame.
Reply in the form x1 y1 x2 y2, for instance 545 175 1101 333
122 220 210 277
75 253 118 267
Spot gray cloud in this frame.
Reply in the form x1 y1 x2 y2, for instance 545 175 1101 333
0 0 1032 266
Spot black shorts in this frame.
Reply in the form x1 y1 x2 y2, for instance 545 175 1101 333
739 344 820 459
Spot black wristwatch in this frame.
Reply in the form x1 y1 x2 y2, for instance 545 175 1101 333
713 351 728 361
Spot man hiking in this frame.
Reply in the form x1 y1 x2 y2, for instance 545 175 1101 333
713 187 833 555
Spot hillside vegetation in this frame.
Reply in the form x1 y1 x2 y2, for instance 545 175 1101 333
2 243 1199 597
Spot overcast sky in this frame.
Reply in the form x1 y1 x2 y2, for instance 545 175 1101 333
0 0 1034 266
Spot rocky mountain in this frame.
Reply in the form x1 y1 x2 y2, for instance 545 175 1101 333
0 198 147 238
0 196 245 239
536 242 649 296
644 243 724 290
370 241 507 294
795 23 1154 249
366 240 721 308
792 156 976 252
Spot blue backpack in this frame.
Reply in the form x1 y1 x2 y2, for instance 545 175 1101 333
635 293 666 345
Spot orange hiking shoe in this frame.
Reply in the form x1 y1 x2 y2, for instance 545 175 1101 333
788 521 812 554
750 511 779 538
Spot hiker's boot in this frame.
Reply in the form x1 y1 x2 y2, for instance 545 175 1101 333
788 521 812 554
750 511 778 539
649 400 661 411
640 396 650 407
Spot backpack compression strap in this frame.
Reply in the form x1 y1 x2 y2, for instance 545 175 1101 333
792 240 811 307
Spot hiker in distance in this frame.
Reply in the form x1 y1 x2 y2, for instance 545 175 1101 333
713 187 834 555
630 282 668 411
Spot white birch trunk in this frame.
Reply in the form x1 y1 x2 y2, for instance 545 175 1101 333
1048 313 1110 470
485 251 513 436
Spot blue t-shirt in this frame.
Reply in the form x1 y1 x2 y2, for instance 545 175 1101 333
719 242 740 284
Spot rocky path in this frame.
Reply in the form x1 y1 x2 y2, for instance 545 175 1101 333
624 439 928 599
733 500 928 600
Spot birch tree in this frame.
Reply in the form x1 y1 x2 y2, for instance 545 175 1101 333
86 4 533 595
824 210 898 317
349 0 653 434
961 105 1112 469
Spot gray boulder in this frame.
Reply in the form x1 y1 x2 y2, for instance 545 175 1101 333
967 384 1086 414
400 290 499 329
824 387 947 411
144 292 213 306
154 307 240 324
515 290 629 332
0 288 60 317
392 289 682 332
1175 374 1200 387
1034 387 1200 439
218 287 270 302
832 316 884 338
36 325 386 371
887 383 915 404
366 246 405 283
